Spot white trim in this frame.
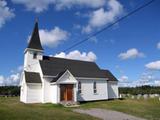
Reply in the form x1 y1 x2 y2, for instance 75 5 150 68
24 48 44 53
19 71 24 86
43 75 56 78
26 83 42 85
44 75 108 80
50 82 56 85
76 77 108 80
107 81 118 83
56 70 77 84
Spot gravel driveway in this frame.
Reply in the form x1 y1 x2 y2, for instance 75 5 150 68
73 108 146 120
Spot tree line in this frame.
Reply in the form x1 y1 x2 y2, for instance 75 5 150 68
0 86 20 96
0 85 160 96
119 85 160 95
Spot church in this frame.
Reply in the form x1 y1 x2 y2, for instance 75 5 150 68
20 21 119 104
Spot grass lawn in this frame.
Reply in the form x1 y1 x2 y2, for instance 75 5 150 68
0 97 160 120
80 98 160 120
0 97 99 120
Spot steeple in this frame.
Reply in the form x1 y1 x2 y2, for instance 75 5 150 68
27 20 43 51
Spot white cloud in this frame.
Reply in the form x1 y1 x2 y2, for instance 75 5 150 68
0 0 15 28
0 73 21 86
119 70 160 87
154 80 160 86
12 0 55 13
54 50 97 62
6 73 21 86
138 70 160 86
0 66 22 86
0 76 5 85
38 27 69 47
10 73 20 82
11 0 123 34
55 0 106 10
82 0 123 33
139 71 154 85
0 76 4 81
118 75 131 87
118 48 145 60
157 42 160 49
12 0 106 12
127 70 160 87
119 75 128 82
145 60 160 70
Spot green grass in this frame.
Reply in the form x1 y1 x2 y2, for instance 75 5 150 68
0 97 99 120
80 98 160 120
0 97 160 120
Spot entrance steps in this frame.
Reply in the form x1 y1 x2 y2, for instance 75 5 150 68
60 101 80 107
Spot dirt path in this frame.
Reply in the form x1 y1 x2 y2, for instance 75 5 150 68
73 108 146 120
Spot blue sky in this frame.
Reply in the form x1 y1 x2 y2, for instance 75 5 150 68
0 0 160 86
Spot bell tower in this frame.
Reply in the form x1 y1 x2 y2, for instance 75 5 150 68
24 20 44 71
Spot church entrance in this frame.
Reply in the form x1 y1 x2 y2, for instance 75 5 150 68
60 84 73 101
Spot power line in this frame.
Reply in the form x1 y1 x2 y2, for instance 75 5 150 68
23 0 156 70
62 0 156 52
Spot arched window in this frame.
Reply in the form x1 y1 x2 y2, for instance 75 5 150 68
78 81 81 94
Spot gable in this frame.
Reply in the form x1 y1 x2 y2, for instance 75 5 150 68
52 70 77 84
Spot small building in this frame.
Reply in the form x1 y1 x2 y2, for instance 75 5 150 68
20 21 119 104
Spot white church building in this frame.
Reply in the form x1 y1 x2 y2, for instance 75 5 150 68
20 21 119 104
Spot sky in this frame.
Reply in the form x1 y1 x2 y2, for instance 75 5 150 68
0 0 160 87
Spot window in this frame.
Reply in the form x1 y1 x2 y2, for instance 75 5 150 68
33 52 37 59
78 81 81 94
93 82 97 94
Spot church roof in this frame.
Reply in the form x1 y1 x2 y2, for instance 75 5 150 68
100 70 118 81
24 71 42 83
39 56 118 81
27 21 43 51
51 70 66 82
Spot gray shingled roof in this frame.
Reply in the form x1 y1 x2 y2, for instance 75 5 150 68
27 21 43 51
51 70 66 82
39 56 118 81
25 71 42 83
101 70 118 81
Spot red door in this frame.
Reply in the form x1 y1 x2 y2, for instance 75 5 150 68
60 84 73 101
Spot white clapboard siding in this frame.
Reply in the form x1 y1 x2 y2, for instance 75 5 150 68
77 79 108 101
108 81 119 99
26 84 42 103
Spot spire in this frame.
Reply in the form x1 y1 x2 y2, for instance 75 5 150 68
27 20 43 51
